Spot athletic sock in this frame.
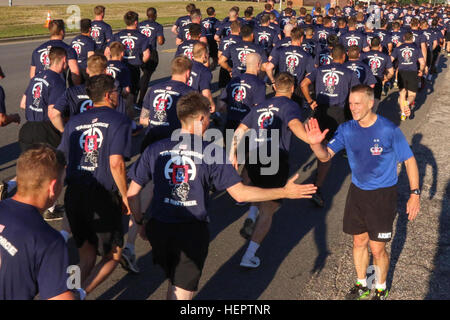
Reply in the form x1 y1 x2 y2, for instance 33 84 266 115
60 230 70 243
357 278 367 287
375 282 387 291
125 243 135 255
247 206 259 222
77 288 87 300
6 180 16 190
244 241 260 259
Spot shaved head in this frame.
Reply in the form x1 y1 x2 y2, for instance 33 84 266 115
283 23 294 37
246 53 262 70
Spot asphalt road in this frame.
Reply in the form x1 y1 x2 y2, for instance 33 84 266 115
0 26 438 300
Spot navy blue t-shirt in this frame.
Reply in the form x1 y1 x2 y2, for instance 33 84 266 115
422 29 438 49
274 37 292 50
188 61 212 92
142 79 195 140
0 85 6 114
58 106 132 191
254 26 279 54
306 62 359 107
107 60 132 89
270 45 314 85
31 40 77 75
343 6 356 17
301 38 318 57
390 30 404 47
175 40 199 60
91 20 113 52
138 20 164 51
340 31 369 51
360 50 393 78
71 34 96 70
177 23 206 42
241 96 302 154
110 29 150 66
54 82 127 117
0 199 69 300
391 43 423 71
24 69 66 122
220 73 266 122
174 15 191 32
314 46 333 66
328 116 414 190
218 35 242 53
314 27 337 45
223 40 268 76
374 29 392 51
202 17 219 39
410 30 427 49
344 60 378 86
128 134 242 223
215 20 234 38
337 27 349 37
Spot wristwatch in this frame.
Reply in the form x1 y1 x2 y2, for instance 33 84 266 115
410 189 421 196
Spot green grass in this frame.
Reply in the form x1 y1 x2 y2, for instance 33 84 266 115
0 1 271 39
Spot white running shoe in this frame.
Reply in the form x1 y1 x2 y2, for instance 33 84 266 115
240 255 260 268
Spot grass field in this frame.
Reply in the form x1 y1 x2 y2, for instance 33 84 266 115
0 1 274 39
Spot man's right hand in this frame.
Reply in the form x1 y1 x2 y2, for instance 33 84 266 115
305 118 329 145
282 173 317 199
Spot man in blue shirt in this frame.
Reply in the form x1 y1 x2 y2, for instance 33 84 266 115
171 3 196 37
301 45 359 207
217 21 241 89
58 74 132 300
391 31 425 120
20 47 67 151
30 19 80 86
0 71 20 129
91 5 113 54
127 91 316 299
202 7 220 68
107 11 151 108
188 42 215 112
305 84 420 300
138 7 165 109
0 145 74 300
139 56 195 152
230 73 315 268
71 19 96 83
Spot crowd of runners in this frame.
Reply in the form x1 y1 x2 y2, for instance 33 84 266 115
0 0 447 300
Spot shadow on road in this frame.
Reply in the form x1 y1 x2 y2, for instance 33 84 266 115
425 180 450 299
387 133 438 290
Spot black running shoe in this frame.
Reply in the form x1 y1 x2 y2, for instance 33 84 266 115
0 181 8 200
43 205 65 221
372 288 389 300
310 189 325 207
345 283 371 300
239 218 256 240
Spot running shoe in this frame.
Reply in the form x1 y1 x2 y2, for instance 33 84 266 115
240 218 256 240
382 82 389 96
240 255 260 268
372 288 389 300
393 80 398 88
345 283 371 300
120 247 140 274
43 205 65 221
0 181 8 200
310 188 325 207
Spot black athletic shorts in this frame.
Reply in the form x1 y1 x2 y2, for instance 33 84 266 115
445 31 450 42
18 121 62 153
343 183 397 242
398 70 419 93
246 150 290 202
207 37 218 59
146 218 210 292
314 104 350 141
374 77 383 100
219 67 231 88
64 182 124 256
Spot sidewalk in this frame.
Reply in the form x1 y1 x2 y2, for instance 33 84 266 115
300 58 450 300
